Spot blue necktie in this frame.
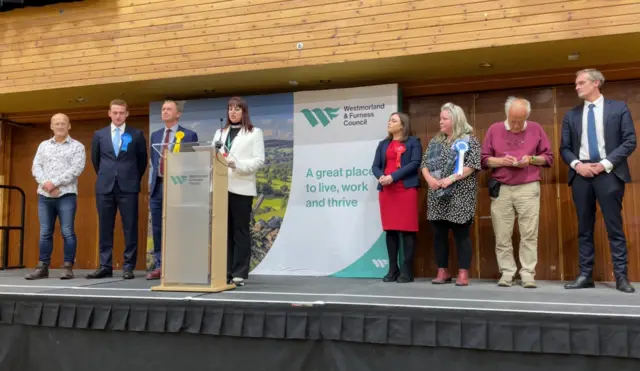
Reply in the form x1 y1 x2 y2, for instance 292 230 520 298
587 104 600 161
113 128 121 156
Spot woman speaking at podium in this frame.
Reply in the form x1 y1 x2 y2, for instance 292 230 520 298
372 112 422 283
213 97 265 286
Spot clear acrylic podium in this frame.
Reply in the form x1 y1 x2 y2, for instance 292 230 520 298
150 141 236 293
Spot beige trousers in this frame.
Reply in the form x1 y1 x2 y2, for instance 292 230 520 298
490 181 540 280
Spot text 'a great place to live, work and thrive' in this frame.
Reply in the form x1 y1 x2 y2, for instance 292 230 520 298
304 167 373 208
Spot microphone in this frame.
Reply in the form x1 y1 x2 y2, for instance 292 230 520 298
215 117 225 149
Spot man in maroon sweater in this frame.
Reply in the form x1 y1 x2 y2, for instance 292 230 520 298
481 97 554 288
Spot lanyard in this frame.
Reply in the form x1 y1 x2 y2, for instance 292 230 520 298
226 133 232 150
226 129 238 150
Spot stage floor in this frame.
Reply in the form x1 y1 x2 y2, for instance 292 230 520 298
1 269 639 318
2 269 640 370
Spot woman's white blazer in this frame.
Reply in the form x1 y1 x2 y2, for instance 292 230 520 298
213 127 265 196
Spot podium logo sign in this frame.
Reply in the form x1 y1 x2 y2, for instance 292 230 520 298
301 107 339 127
170 176 188 185
170 175 207 186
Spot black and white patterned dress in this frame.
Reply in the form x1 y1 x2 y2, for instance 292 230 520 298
421 135 481 224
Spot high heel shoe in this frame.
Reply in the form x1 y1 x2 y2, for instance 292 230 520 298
383 270 400 282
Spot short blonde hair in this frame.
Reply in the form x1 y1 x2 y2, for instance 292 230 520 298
109 99 128 110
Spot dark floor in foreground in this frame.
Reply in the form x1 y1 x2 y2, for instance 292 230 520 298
0 269 638 316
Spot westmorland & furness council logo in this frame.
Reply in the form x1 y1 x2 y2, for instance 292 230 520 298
170 176 188 185
301 108 339 127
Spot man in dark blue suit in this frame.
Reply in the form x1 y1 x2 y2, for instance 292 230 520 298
560 69 637 293
146 100 198 280
88 99 148 279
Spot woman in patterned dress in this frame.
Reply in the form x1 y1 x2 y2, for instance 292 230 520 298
372 112 422 283
420 103 481 286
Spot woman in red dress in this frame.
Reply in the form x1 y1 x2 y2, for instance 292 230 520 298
372 112 422 283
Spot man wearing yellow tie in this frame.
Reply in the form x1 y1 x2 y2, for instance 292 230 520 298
147 100 199 280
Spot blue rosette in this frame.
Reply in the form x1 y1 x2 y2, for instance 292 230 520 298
453 140 469 175
121 133 132 152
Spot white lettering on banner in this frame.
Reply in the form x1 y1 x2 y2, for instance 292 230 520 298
372 259 389 268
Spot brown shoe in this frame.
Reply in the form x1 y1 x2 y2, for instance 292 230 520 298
432 268 452 284
455 269 469 286
146 268 161 280
60 262 74 280
25 262 49 280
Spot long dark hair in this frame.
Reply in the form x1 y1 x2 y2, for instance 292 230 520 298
225 96 254 132
386 112 411 141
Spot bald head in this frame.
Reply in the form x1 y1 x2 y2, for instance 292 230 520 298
50 113 71 141
51 113 70 125
505 97 530 133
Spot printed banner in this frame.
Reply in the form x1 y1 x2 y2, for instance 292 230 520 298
149 84 399 277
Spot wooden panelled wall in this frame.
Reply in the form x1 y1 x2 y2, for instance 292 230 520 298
2 79 640 279
5 116 150 271
408 79 640 282
2 0 640 94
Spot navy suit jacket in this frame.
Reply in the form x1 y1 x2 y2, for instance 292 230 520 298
149 125 199 193
372 136 422 191
91 125 148 194
560 99 636 185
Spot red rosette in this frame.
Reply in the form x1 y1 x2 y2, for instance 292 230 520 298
395 144 406 168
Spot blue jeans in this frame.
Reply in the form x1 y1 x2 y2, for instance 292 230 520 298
38 194 77 264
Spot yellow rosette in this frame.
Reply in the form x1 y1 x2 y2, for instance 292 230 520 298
173 131 185 152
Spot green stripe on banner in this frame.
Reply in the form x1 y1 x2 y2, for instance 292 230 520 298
301 109 320 127
330 232 404 278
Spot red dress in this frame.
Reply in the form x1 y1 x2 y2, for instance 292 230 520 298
378 140 419 232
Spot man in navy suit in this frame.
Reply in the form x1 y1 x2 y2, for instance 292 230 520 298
146 100 198 280
560 69 636 293
88 99 148 279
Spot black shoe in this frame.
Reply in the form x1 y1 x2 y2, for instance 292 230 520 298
564 275 595 289
616 276 635 293
397 273 414 283
383 270 399 282
123 270 135 280
86 267 113 279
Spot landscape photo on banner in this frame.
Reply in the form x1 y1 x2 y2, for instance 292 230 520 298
148 93 294 272
148 83 400 278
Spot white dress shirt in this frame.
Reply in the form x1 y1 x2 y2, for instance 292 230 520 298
570 95 613 173
111 122 126 148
